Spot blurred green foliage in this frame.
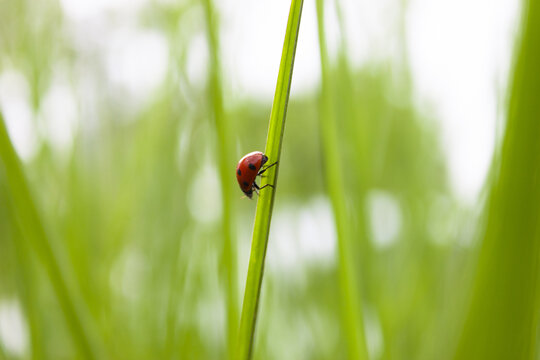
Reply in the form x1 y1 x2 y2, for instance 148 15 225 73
0 0 538 359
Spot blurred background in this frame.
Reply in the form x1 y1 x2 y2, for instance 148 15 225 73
0 0 536 359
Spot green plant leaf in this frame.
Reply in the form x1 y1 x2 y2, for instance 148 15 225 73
315 0 369 358
454 0 540 358
0 112 103 360
236 1 304 359
202 1 239 359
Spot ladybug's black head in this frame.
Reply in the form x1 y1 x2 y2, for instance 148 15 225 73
261 155 269 167
244 189 253 199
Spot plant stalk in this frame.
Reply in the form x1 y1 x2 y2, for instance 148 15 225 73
236 1 304 359
315 0 369 358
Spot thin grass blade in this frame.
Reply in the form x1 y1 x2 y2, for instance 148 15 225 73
236 1 304 359
0 112 102 360
315 0 369 358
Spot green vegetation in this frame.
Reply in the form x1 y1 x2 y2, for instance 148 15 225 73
202 0 238 358
237 1 303 359
0 0 538 359
315 0 367 358
0 113 103 360
454 0 540 358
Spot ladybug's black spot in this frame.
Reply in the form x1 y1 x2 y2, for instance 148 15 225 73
248 163 257 171
243 181 249 188
237 169 241 176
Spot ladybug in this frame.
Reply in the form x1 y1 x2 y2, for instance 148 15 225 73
236 151 277 199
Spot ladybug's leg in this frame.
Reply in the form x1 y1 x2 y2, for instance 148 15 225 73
258 161 277 175
253 181 274 196
254 181 274 190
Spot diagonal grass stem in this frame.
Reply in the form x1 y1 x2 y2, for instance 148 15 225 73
236 1 304 359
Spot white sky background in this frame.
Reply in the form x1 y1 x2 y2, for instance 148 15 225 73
219 0 521 204
0 0 521 203
407 0 520 203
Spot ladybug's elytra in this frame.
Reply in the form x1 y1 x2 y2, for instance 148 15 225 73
236 151 277 199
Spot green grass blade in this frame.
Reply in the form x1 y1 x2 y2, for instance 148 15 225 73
10 222 44 360
236 1 304 359
202 0 239 358
0 337 6 360
315 0 369 359
454 0 540 359
0 112 102 360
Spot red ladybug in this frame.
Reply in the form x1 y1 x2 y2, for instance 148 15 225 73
236 151 277 199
